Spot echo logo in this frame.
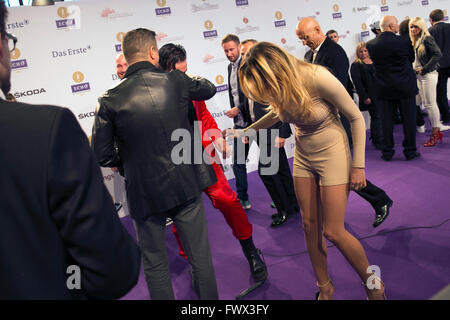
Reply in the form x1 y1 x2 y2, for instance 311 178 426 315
71 71 91 94
203 20 218 39
10 48 28 70
215 75 228 92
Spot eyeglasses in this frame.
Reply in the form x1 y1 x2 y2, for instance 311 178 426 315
5 33 17 52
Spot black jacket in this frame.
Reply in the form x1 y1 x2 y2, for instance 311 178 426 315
429 21 450 69
366 31 418 99
350 61 377 111
304 37 351 88
414 35 442 75
0 101 140 299
92 61 217 221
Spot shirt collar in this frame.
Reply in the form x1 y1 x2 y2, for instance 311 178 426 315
232 56 242 68
315 38 326 52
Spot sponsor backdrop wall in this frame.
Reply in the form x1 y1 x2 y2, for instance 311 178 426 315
7 0 449 217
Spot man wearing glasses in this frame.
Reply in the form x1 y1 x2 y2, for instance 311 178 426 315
0 3 141 299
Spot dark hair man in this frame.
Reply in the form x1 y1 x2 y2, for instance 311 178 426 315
159 42 267 284
326 29 339 43
0 2 140 299
92 28 219 300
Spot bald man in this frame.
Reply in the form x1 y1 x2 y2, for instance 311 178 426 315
296 17 393 228
366 15 420 161
115 53 128 80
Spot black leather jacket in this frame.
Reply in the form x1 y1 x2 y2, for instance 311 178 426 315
92 61 217 221
415 35 442 75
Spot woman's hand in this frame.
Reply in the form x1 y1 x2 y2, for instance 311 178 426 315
364 98 372 105
350 168 366 191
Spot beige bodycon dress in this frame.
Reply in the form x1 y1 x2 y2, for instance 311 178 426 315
243 66 366 186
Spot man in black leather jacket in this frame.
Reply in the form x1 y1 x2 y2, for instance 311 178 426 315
92 28 219 300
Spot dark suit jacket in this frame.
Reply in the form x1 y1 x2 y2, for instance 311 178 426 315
92 61 217 221
227 58 252 128
429 21 450 69
0 101 140 299
304 36 351 89
350 61 377 111
366 31 418 99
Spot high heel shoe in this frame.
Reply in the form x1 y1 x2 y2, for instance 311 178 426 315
424 129 443 147
363 275 387 300
315 278 333 300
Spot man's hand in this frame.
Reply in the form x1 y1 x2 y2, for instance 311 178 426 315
364 98 372 105
242 136 249 144
225 107 240 118
275 136 285 148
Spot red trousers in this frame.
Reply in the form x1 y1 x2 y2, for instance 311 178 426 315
173 162 252 257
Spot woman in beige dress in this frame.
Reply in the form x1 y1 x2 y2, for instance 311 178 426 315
228 42 386 300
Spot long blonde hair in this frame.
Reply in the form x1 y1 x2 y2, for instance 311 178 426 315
238 42 314 118
409 17 430 57
354 42 367 64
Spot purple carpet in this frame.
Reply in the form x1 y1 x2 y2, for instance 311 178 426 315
119 124 450 300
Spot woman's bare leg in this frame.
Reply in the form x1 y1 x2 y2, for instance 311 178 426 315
294 176 334 299
320 184 385 299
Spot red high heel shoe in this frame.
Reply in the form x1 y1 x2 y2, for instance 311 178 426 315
424 130 443 147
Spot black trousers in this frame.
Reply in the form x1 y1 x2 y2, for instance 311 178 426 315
437 67 450 123
379 97 417 159
340 114 391 210
232 134 298 213
258 139 298 215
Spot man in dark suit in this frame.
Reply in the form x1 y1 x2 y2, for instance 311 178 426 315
429 9 450 123
241 39 299 227
366 15 420 162
0 3 140 299
222 34 299 226
296 17 393 228
92 29 218 300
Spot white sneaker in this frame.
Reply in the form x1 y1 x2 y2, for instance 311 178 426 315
165 217 173 226
439 124 450 131
417 125 425 133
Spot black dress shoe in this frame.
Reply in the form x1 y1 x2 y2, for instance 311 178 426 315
239 237 267 282
405 152 421 161
271 211 291 227
373 200 393 228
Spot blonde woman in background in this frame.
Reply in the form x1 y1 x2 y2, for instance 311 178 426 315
350 42 383 150
409 17 447 146
227 42 386 300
